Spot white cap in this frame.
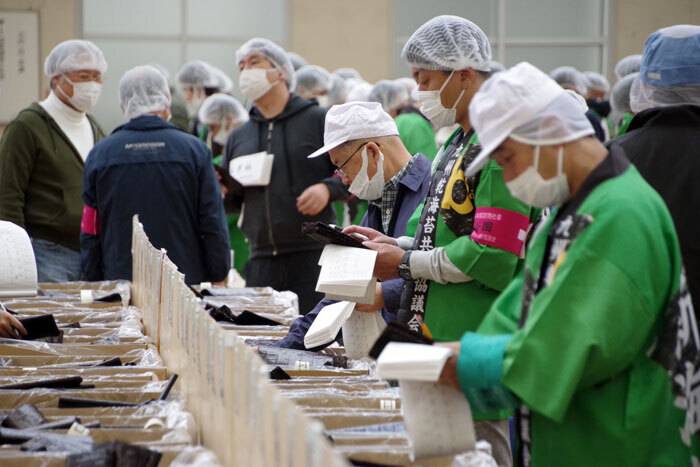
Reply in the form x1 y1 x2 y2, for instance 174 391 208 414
466 62 594 176
307 102 398 158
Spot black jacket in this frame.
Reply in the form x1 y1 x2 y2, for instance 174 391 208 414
81 116 230 284
613 104 700 309
222 94 348 259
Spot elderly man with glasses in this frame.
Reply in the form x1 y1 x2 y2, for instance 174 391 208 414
269 101 432 351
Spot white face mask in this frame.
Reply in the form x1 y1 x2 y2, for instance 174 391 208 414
57 75 102 112
239 68 276 101
186 89 206 116
348 147 385 201
506 146 570 208
213 123 233 146
317 95 330 108
416 70 465 128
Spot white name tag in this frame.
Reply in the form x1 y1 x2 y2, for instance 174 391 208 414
229 151 274 186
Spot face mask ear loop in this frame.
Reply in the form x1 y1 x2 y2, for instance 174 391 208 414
360 146 370 173
440 71 465 110
439 70 455 95
450 90 465 110
373 147 384 181
533 145 541 171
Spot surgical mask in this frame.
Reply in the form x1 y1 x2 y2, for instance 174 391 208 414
317 95 330 108
239 68 275 101
57 75 102 112
348 147 385 201
416 70 465 128
186 90 205 116
213 124 233 146
506 146 570 208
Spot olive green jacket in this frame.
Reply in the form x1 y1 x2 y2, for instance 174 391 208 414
0 103 106 251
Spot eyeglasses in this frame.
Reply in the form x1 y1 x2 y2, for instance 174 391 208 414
334 142 380 178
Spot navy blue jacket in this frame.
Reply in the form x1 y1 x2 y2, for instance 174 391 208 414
272 153 433 350
81 115 230 284
222 94 349 259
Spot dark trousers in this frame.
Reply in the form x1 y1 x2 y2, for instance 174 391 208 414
244 249 324 315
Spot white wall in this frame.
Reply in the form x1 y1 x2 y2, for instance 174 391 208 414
81 0 288 132
2 0 700 134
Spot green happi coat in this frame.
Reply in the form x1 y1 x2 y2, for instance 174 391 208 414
403 128 538 343
458 145 700 466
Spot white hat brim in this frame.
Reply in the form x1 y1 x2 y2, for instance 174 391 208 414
307 141 343 159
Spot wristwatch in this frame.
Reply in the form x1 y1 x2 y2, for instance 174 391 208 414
397 251 413 281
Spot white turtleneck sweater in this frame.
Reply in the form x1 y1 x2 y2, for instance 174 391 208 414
39 91 95 161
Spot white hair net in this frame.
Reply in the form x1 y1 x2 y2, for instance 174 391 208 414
489 61 505 73
630 79 700 113
583 71 610 95
564 89 589 112
610 72 638 115
327 73 348 107
149 64 171 85
401 15 491 72
119 65 172 121
345 81 373 102
288 52 308 71
334 68 362 80
394 77 417 102
549 66 588 96
295 65 332 98
210 66 233 94
197 93 249 126
235 38 296 91
369 80 409 113
509 92 595 146
175 60 218 88
44 39 107 78
614 54 642 80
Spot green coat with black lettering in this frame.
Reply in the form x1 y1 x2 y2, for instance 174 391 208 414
406 129 538 343
477 160 699 465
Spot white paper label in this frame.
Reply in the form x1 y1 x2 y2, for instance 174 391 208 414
294 361 310 371
80 289 93 304
380 399 396 410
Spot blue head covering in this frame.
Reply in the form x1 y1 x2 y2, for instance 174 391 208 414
640 25 700 87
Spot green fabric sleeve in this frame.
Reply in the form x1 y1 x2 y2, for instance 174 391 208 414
502 247 658 423
396 113 438 161
443 160 532 291
477 268 526 336
405 201 423 238
0 119 37 227
457 332 519 413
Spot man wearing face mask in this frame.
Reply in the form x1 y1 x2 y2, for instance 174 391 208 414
345 16 538 465
199 93 249 163
175 60 221 140
0 39 107 282
583 71 613 139
222 38 349 314
434 61 698 466
270 102 432 351
198 93 250 275
80 66 230 284
369 80 438 161
295 65 333 108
